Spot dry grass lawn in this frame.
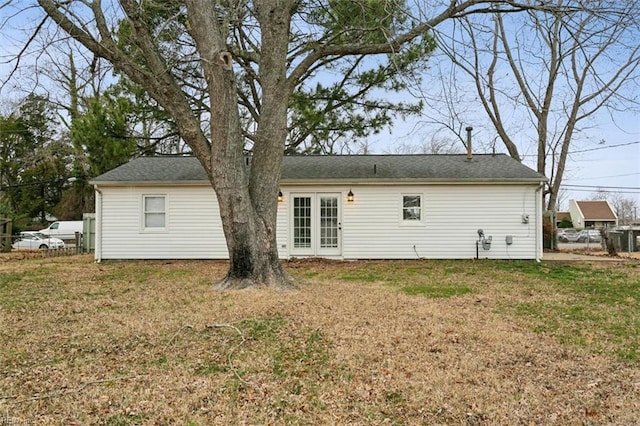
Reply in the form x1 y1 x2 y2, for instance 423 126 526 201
1 255 639 425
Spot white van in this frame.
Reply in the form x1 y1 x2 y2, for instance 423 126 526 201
40 221 83 240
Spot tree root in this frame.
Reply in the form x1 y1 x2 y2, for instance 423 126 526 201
214 272 298 291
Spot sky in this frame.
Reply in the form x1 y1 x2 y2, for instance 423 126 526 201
364 104 639 213
363 7 640 214
1 1 639 215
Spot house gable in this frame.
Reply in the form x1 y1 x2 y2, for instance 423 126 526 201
576 201 617 221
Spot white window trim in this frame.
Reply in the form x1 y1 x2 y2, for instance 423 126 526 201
141 194 168 232
400 193 424 225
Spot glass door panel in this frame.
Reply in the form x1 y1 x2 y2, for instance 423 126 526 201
293 196 312 250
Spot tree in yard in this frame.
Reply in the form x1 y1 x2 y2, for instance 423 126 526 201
0 94 74 223
0 114 34 210
71 96 136 177
558 217 573 229
421 1 640 211
14 0 575 288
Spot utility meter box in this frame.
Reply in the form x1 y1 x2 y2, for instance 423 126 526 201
482 236 492 250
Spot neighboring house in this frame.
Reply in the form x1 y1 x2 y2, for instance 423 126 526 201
90 154 547 261
568 200 618 230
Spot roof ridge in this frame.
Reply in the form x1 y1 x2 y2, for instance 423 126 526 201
91 154 546 184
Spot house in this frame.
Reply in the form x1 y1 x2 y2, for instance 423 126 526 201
567 200 618 230
90 154 547 261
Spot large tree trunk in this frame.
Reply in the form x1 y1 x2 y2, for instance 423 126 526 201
214 187 290 289
187 0 295 289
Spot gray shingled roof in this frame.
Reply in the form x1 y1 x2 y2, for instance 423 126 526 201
90 154 547 184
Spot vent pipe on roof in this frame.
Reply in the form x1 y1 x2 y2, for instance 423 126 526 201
374 164 377 174
465 126 473 161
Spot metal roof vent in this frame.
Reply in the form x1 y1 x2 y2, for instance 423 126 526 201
465 126 473 161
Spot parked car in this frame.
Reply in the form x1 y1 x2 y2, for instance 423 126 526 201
39 220 83 240
578 229 602 243
557 228 580 243
12 231 65 250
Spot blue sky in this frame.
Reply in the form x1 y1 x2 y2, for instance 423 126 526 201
367 106 639 212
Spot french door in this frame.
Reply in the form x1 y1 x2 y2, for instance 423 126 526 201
291 193 341 256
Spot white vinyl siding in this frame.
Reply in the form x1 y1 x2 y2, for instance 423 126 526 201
96 183 542 261
99 186 227 259
276 194 289 257
339 184 540 260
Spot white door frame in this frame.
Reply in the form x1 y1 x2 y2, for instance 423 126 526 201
289 192 342 257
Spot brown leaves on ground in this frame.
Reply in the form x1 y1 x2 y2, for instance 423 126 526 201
0 256 639 424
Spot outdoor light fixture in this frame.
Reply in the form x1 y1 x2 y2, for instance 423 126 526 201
278 190 284 202
347 189 354 202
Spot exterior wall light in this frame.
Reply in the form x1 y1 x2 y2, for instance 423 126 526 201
347 189 354 202
278 190 284 202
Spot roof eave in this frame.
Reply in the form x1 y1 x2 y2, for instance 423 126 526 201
91 177 547 186
280 177 547 185
90 180 210 186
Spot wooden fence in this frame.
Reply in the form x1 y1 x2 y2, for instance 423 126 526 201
1 218 12 253
40 245 85 257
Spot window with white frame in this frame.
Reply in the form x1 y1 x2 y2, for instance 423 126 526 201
143 195 166 229
402 194 422 221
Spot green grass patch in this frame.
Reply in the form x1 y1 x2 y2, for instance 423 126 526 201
507 263 640 361
0 271 26 289
0 268 65 309
401 284 473 298
105 413 146 426
339 270 384 282
306 259 639 361
195 362 229 375
238 316 287 341
385 391 405 404
272 328 330 378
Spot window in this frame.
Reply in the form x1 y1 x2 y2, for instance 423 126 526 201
319 196 339 249
402 194 422 221
143 195 166 229
293 196 312 248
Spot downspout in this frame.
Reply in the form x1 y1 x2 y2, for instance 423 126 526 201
535 183 544 262
94 185 103 263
